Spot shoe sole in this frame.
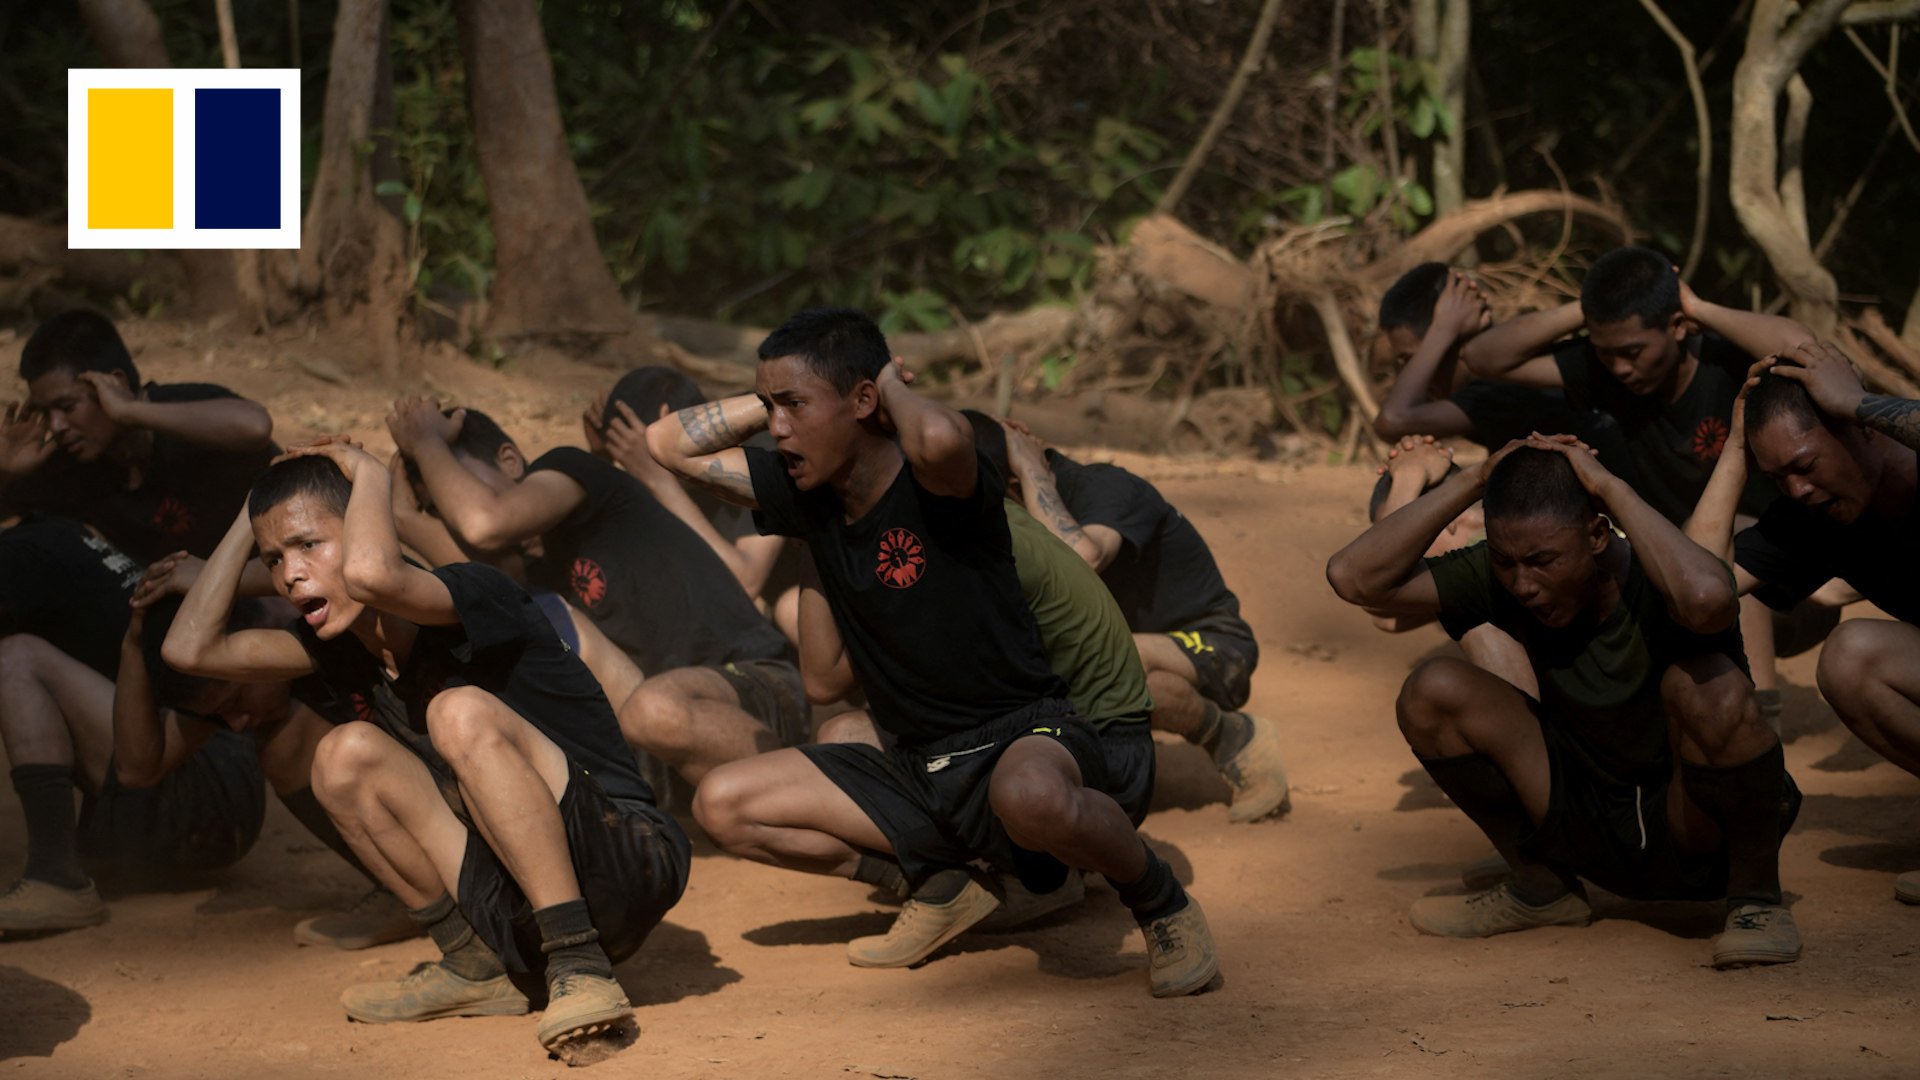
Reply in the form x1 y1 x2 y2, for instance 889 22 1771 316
1227 789 1291 824
539 1005 634 1051
345 997 531 1024
1408 903 1591 938
1713 948 1801 969
1150 956 1221 998
1895 880 1920 905
847 887 1001 968
1224 716 1290 823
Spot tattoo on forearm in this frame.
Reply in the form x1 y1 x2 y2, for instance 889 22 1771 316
1032 486 1087 546
682 402 737 454
1857 394 1920 452
704 458 755 501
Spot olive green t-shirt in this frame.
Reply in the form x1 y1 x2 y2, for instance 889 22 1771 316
1005 501 1153 729
1425 540 1748 783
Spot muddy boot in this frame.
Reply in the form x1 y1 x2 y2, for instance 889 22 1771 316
0 877 106 935
294 888 425 950
976 871 1085 932
1218 714 1291 823
341 961 531 1023
847 870 1000 968
1141 897 1220 998
537 972 633 1053
1410 883 1591 938
1712 904 1802 968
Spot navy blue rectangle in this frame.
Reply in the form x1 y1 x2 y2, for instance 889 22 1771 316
193 88 279 230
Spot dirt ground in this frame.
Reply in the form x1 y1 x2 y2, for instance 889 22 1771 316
2 319 1918 1078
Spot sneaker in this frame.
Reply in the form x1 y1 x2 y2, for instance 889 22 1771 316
1141 897 1220 998
976 872 1086 932
846 877 1000 968
1409 884 1591 939
1219 714 1291 823
1712 904 1802 968
1894 870 1920 905
0 877 107 935
536 972 633 1052
294 888 424 950
341 960 530 1023
1460 850 1513 892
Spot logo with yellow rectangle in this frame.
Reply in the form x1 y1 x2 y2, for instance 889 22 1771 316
68 68 300 250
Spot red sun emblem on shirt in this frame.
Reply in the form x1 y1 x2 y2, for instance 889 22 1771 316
875 528 926 589
570 556 609 610
1692 416 1730 462
151 495 194 536
348 692 375 724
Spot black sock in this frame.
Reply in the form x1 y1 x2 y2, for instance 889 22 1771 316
277 786 374 883
1188 699 1224 753
1417 752 1570 905
1755 689 1783 731
410 893 505 982
1210 711 1255 767
1682 741 1792 908
11 765 88 890
534 899 613 983
909 867 972 904
1108 843 1188 925
851 852 907 898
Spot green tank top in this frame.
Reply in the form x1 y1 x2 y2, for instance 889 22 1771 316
1004 501 1153 728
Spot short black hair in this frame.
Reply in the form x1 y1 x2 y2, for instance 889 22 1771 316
757 307 891 394
248 454 352 521
1378 263 1451 338
1367 462 1462 522
1744 368 1832 438
1581 246 1680 329
1483 447 1596 523
20 310 140 385
446 407 515 462
602 366 706 437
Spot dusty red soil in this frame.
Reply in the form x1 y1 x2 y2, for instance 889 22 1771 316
1 320 1917 1078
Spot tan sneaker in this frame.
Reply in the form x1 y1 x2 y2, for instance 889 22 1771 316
847 878 1000 968
341 961 530 1023
976 872 1085 932
1220 714 1291 823
1712 904 1802 968
1894 870 1920 905
294 888 425 950
1141 897 1220 998
0 877 107 935
1409 884 1591 938
536 972 632 1053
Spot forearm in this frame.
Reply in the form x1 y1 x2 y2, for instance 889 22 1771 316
1599 475 1737 631
1017 468 1099 567
1377 330 1462 437
165 511 253 673
394 505 468 567
120 398 274 452
340 467 411 601
651 395 769 466
1682 438 1748 559
1689 298 1814 361
1328 470 1481 605
1460 302 1581 378
1857 394 1920 452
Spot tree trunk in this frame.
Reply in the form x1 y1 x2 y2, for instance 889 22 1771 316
296 0 412 379
75 0 239 315
453 0 636 342
1412 0 1470 219
1729 0 1848 335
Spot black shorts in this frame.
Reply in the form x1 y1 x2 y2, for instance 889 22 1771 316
1164 613 1259 710
77 729 266 882
1519 714 1801 903
797 699 1155 887
715 658 810 748
456 760 689 981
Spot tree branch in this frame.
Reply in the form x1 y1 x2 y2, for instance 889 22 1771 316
1156 0 1288 215
1638 0 1712 278
1843 0 1920 26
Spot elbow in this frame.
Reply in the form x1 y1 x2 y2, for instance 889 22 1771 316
1325 552 1368 607
1372 409 1410 442
908 417 971 470
342 553 405 605
161 633 208 678
802 666 848 706
645 424 690 477
1676 579 1740 635
243 406 275 450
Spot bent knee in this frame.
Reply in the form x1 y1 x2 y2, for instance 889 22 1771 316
1396 657 1483 738
1816 620 1898 702
311 721 393 793
424 686 513 753
988 761 1081 843
1662 663 1765 753
691 762 756 844
0 634 56 681
619 683 697 755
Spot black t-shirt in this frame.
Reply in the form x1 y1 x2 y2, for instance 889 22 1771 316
1428 540 1748 784
1552 333 1777 524
5 383 275 563
294 562 651 807
1042 450 1241 633
0 515 142 676
1447 380 1580 450
1734 463 1920 624
523 448 788 674
747 443 1066 744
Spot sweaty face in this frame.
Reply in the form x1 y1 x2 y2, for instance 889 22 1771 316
253 495 362 639
28 369 124 462
186 678 292 732
756 355 867 492
1485 513 1605 628
1749 415 1876 524
1586 316 1686 398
